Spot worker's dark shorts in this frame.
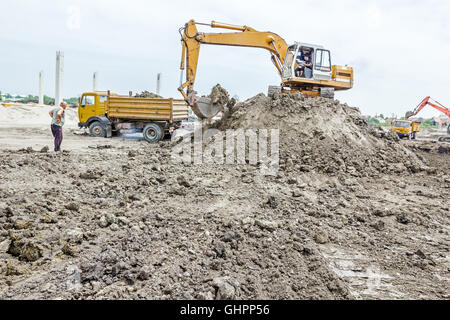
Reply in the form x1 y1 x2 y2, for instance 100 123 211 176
295 67 305 77
51 124 63 152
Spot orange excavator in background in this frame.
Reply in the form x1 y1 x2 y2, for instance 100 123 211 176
178 19 354 119
406 97 450 141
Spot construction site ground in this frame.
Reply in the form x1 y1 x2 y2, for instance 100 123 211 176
0 97 448 300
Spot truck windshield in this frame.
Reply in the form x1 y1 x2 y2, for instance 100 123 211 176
393 121 410 128
80 95 95 107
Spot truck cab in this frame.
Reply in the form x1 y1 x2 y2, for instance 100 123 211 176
392 120 420 139
78 91 115 126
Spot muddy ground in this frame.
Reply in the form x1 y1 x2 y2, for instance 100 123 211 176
0 97 448 300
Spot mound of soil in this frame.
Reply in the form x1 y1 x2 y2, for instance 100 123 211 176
214 92 426 176
134 91 163 99
0 90 448 301
208 84 230 107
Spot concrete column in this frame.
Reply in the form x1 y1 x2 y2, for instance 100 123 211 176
55 51 64 107
156 73 161 95
39 71 44 105
93 72 98 91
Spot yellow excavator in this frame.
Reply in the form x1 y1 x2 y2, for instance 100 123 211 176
178 19 354 118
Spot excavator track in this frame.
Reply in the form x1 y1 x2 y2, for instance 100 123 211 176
320 88 335 99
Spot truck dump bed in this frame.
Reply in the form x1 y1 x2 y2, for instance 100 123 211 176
106 96 189 123
412 121 420 132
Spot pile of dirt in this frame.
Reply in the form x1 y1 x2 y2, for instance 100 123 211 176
406 139 450 154
134 91 163 99
214 92 427 176
402 139 450 173
208 84 230 107
207 84 237 114
0 89 448 300
438 145 450 154
0 140 448 300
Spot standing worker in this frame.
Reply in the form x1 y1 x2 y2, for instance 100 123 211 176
49 101 68 152
302 55 313 79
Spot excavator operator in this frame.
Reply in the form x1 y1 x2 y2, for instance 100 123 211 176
295 53 312 78
303 55 313 78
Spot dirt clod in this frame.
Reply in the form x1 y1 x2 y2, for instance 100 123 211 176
135 91 163 99
213 276 239 300
314 231 329 244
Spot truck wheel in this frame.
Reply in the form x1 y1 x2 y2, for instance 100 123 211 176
89 121 106 138
143 123 163 143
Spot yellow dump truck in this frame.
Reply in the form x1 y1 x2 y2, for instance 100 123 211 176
391 120 420 139
78 91 189 142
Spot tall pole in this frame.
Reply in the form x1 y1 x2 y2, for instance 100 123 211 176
156 73 161 95
55 51 64 107
93 72 98 91
39 71 44 105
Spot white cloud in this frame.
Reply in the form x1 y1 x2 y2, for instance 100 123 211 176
66 5 81 30
367 3 382 29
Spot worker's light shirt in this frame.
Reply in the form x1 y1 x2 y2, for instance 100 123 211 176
51 106 65 126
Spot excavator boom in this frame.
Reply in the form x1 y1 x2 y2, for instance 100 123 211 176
407 96 450 139
408 96 450 118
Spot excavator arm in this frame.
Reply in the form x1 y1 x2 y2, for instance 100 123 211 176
408 96 450 118
178 20 288 99
178 19 288 118
407 96 450 138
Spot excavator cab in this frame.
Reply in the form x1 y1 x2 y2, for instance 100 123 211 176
282 43 332 81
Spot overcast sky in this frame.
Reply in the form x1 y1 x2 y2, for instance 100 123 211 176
1 0 449 117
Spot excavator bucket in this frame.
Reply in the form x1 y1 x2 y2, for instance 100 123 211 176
188 95 222 119
405 111 414 119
